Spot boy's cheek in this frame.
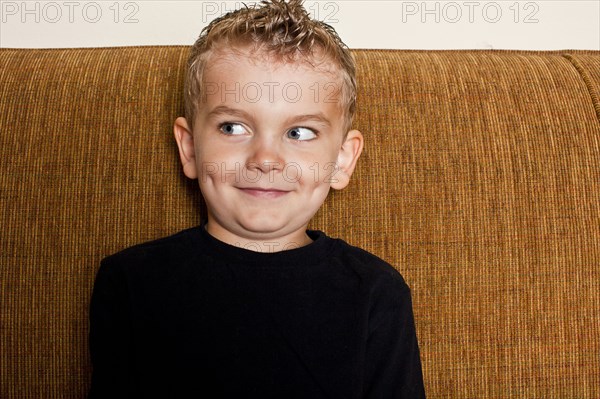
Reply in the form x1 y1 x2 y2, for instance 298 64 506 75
198 161 220 183
199 161 217 174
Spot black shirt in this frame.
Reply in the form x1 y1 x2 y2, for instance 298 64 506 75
89 225 425 398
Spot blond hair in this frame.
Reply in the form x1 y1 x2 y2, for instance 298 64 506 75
184 0 356 133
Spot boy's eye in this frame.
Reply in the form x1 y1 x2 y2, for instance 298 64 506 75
287 127 317 141
219 123 247 135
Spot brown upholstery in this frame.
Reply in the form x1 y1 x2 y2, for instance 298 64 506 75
1 47 599 398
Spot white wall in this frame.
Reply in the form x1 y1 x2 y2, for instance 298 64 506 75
1 0 599 50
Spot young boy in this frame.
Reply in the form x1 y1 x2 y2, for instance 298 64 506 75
88 1 425 397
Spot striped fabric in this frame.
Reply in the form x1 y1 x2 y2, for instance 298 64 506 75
1 47 599 398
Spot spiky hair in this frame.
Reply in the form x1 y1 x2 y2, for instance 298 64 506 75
184 0 356 132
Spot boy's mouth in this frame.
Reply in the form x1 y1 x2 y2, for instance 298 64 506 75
237 187 291 199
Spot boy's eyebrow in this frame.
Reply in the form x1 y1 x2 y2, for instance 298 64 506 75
206 106 253 120
206 106 332 127
285 113 332 128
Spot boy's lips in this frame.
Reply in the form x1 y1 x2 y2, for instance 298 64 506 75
237 187 291 199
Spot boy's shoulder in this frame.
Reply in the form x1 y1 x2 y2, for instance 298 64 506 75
100 226 201 270
330 235 411 292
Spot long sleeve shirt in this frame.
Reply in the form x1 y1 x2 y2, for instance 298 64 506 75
88 225 425 398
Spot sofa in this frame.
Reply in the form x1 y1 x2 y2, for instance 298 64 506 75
1 46 598 398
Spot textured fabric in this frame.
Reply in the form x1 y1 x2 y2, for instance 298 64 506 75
1 47 599 398
88 225 424 398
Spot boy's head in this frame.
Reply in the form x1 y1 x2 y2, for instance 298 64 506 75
174 0 363 251
184 0 356 133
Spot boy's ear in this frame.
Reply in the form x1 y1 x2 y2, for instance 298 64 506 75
331 129 364 190
173 117 198 179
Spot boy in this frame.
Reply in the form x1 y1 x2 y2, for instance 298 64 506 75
88 0 425 397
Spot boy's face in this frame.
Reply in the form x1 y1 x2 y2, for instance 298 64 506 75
174 46 363 250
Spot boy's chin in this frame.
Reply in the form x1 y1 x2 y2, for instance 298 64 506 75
235 216 309 238
209 212 313 241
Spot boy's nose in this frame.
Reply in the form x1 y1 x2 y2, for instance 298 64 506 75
246 137 285 174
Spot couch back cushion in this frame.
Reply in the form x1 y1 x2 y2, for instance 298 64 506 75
1 47 599 398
